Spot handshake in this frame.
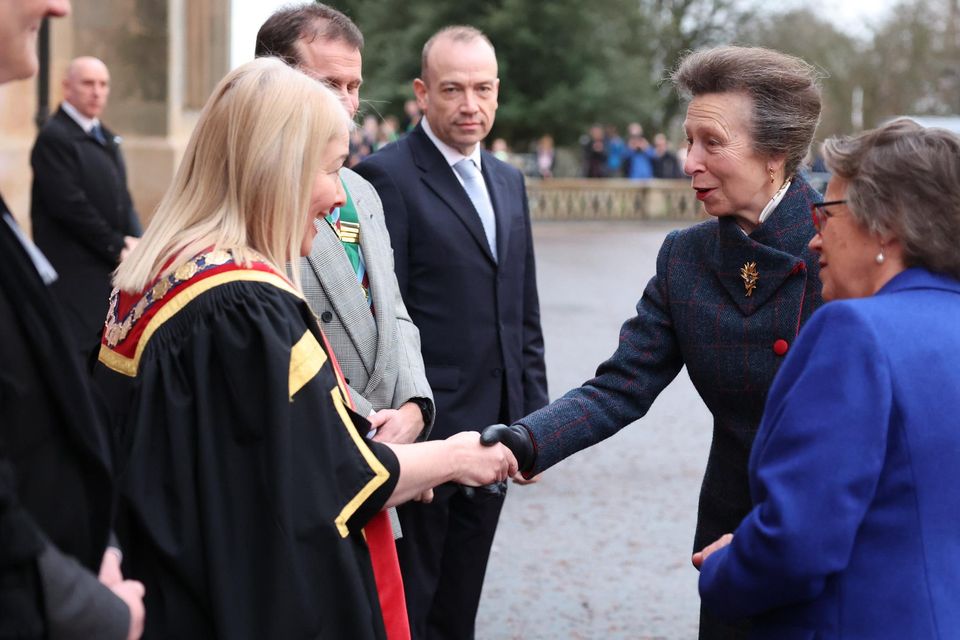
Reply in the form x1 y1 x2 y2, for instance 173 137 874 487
419 424 536 489
478 423 535 474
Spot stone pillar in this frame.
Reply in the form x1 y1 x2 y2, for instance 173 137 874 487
0 0 231 234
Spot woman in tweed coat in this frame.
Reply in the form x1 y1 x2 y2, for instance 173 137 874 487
483 46 824 639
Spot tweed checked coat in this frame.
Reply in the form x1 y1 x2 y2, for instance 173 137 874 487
300 167 433 431
519 177 823 551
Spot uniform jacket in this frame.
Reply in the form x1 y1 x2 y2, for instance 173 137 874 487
1 199 117 638
300 167 433 430
519 178 823 549
30 106 141 353
355 124 548 437
700 268 960 639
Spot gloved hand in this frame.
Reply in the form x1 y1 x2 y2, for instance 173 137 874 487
480 423 534 473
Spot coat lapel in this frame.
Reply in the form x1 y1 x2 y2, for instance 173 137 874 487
410 126 497 265
304 217 377 373
711 179 818 316
482 155 511 266
351 179 394 394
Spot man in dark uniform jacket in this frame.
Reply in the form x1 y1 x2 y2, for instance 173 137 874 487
0 4 144 638
30 56 141 358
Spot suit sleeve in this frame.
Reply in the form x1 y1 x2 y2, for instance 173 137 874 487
351 174 434 433
518 175 548 415
36 544 129 640
698 304 891 621
30 132 126 263
519 231 684 472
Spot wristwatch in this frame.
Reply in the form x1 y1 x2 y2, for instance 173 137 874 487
407 396 434 430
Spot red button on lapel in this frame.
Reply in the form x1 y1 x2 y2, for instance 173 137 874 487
773 339 789 356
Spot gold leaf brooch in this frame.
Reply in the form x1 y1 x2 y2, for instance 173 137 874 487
740 261 759 297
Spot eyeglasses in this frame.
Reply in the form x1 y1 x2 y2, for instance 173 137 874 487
810 200 847 232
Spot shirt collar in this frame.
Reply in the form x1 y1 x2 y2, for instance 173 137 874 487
757 179 792 225
61 100 100 134
421 116 483 172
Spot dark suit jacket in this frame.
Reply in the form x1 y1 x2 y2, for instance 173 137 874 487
1 198 117 637
355 124 548 437
30 106 141 354
518 178 823 550
701 268 960 639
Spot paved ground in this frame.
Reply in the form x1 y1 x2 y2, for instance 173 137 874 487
476 219 713 640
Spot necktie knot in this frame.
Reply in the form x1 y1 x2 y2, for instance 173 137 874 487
454 158 482 183
90 123 107 144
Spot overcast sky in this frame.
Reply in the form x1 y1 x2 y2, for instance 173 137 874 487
779 0 899 38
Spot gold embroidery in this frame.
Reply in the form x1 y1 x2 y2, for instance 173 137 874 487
741 261 759 297
98 270 301 377
289 330 327 399
103 250 237 349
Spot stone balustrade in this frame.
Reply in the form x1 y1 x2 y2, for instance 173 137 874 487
525 178 705 221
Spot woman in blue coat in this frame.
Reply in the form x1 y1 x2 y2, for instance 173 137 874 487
695 119 960 638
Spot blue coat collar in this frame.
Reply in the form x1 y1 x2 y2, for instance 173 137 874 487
877 267 960 296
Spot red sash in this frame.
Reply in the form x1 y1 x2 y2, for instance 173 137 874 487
317 329 411 640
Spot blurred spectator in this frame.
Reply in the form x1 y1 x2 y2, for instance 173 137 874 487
361 114 379 149
535 134 555 178
348 127 371 167
625 131 655 179
582 124 607 177
375 115 400 151
491 137 510 162
651 133 685 179
604 125 627 176
402 98 421 133
30 56 142 359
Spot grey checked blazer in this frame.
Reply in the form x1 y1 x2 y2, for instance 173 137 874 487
300 167 433 433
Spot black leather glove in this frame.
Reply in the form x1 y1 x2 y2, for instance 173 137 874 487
480 423 535 473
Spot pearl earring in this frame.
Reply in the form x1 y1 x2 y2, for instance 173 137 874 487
875 247 885 265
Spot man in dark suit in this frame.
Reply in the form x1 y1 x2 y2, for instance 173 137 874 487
0 2 144 638
355 26 548 640
30 56 141 359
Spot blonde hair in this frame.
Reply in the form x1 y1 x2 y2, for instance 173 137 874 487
114 57 350 293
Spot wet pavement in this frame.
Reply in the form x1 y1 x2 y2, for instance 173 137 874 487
477 220 713 640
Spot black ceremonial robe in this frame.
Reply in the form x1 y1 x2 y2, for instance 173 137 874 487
93 250 399 639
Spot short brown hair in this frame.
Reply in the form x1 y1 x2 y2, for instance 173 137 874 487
255 3 363 66
420 26 495 84
823 119 960 279
672 46 822 179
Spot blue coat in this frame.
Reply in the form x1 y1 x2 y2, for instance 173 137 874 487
699 268 960 639
519 178 823 550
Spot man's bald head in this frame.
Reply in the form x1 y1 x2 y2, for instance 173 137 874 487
63 56 110 119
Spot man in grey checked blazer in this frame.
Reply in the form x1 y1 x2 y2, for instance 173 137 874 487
256 5 434 441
